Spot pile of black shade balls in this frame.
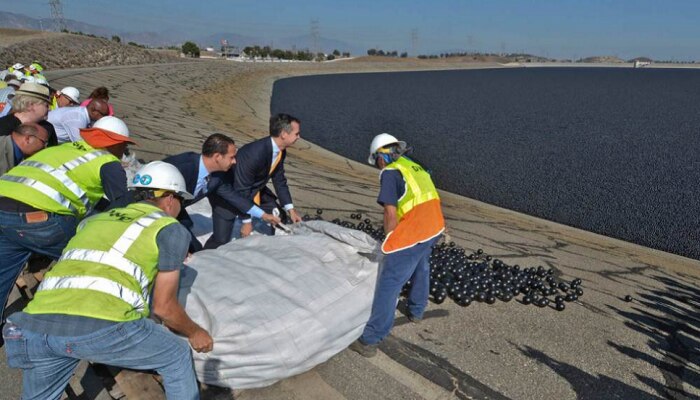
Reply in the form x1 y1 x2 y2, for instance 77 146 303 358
305 210 584 311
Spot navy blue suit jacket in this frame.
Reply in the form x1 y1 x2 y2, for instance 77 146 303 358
209 137 293 219
162 151 250 250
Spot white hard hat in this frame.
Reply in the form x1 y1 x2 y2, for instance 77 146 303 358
129 161 193 200
59 86 80 104
93 116 130 137
12 63 24 70
368 133 406 165
82 115 136 145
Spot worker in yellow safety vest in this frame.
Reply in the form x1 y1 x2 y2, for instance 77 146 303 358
0 116 135 323
3 161 212 399
350 133 445 358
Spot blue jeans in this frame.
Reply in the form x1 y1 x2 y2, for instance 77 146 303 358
3 317 199 400
0 210 77 321
360 236 439 345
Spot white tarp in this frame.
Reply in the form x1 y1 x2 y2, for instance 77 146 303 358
180 220 380 389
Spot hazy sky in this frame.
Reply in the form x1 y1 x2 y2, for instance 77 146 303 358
9 0 700 60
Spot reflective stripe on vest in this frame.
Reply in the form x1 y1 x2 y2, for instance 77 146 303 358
21 161 89 208
0 175 76 213
36 211 167 311
22 150 110 207
39 276 145 313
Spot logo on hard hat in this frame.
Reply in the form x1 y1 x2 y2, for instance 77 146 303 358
133 174 152 185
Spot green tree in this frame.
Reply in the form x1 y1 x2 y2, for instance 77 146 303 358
111 35 121 43
367 48 377 56
332 49 340 56
271 49 285 59
182 41 200 58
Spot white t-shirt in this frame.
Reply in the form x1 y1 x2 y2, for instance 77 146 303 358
47 106 90 143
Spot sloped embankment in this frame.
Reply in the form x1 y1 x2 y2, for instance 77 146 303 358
0 29 185 69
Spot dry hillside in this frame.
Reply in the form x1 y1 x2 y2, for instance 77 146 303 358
0 28 185 69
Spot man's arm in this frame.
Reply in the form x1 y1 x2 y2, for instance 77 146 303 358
212 174 256 216
383 204 398 234
152 270 213 353
270 153 301 223
100 161 133 210
152 223 212 352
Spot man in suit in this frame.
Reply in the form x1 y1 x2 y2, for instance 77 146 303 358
163 133 280 252
0 123 49 175
204 113 303 249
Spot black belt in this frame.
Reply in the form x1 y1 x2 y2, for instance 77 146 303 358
0 197 41 213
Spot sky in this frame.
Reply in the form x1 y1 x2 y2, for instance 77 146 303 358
8 0 700 60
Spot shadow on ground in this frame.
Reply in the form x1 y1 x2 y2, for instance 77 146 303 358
607 274 700 400
516 345 664 400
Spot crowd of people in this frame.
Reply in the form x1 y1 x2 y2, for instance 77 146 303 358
0 60 444 399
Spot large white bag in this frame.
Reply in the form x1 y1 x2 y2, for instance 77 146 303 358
179 221 380 389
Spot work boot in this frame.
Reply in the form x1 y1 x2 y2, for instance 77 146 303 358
407 314 422 324
349 339 377 358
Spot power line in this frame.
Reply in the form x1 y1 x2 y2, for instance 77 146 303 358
48 0 67 32
410 28 418 56
310 19 320 55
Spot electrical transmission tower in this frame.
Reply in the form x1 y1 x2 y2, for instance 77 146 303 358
48 0 67 32
410 29 418 56
310 19 320 56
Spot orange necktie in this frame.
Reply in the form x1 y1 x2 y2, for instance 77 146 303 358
254 151 283 205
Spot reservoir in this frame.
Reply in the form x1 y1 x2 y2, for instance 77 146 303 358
271 67 700 259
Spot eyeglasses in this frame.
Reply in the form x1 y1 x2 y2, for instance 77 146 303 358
31 135 48 148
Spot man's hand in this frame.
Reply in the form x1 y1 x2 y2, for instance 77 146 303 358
261 212 281 226
152 270 215 353
288 209 302 224
240 222 254 238
189 327 214 353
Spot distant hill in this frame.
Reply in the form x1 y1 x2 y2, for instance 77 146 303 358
0 10 362 54
0 28 184 69
0 10 113 37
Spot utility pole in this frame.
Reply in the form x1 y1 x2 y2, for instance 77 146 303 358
48 0 67 32
410 28 418 57
310 19 320 56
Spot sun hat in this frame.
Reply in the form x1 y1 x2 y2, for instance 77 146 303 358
14 82 51 103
